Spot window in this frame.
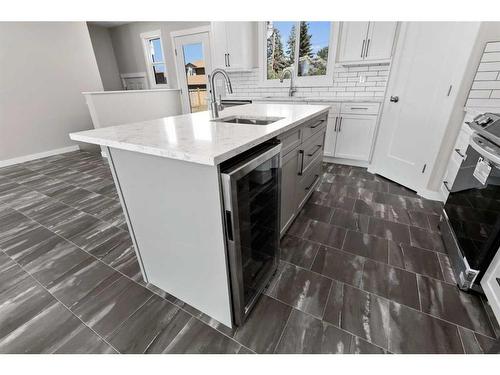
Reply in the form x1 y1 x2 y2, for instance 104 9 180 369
141 30 168 88
263 21 337 86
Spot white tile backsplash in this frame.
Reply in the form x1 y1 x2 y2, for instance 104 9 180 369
219 63 390 100
467 41 500 109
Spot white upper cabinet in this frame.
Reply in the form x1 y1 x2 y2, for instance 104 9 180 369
338 22 397 64
211 22 258 71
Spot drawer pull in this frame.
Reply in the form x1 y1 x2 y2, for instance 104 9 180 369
443 181 451 192
305 175 320 191
338 117 343 132
307 145 322 157
298 150 305 176
334 117 338 132
350 107 368 110
454 148 465 158
309 119 326 129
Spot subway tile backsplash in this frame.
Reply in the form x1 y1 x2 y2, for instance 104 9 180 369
218 64 390 100
466 41 500 108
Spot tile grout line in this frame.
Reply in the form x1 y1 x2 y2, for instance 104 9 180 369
0 247 121 353
272 306 294 353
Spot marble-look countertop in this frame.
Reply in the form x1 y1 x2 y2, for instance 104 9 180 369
69 103 330 166
223 96 384 103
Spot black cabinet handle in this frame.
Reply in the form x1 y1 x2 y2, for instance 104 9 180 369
454 148 465 158
334 117 338 132
338 117 343 132
305 175 320 191
310 119 325 129
361 39 366 58
443 181 451 192
365 39 371 58
298 150 304 176
227 53 230 67
307 145 322 157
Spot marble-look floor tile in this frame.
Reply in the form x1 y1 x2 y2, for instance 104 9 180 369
233 295 291 354
437 253 457 284
311 246 365 287
458 326 496 354
299 203 333 223
302 220 347 249
349 335 385 354
361 259 420 310
388 242 444 281
0 209 38 242
279 235 319 269
388 301 464 354
161 318 242 354
108 295 191 353
0 263 31 295
368 217 410 244
0 225 54 260
417 275 495 337
48 258 121 309
329 208 370 232
480 296 500 338
286 215 311 238
0 302 88 354
21 236 91 287
275 309 352 353
72 276 152 338
427 213 441 233
53 325 117 354
407 210 430 230
323 284 390 349
0 276 56 340
410 226 446 253
268 262 332 318
342 231 388 263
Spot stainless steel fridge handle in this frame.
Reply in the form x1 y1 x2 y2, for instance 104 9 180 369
225 143 282 179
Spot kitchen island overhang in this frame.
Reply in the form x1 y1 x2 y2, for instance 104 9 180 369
70 103 329 328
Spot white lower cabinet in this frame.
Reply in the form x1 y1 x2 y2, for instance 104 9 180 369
334 114 377 161
320 102 379 163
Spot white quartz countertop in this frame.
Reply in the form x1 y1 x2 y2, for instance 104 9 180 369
69 103 330 166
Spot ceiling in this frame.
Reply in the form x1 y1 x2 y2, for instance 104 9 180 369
87 21 131 28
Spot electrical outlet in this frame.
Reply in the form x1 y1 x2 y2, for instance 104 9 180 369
359 75 366 83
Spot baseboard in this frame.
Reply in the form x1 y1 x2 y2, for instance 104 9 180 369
416 187 447 202
0 145 80 168
322 156 369 168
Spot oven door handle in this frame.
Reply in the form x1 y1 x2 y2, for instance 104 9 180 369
470 135 500 166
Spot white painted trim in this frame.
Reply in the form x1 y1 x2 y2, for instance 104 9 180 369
140 30 169 90
323 155 369 168
82 88 180 95
258 21 340 88
120 72 147 79
170 25 211 38
0 145 79 168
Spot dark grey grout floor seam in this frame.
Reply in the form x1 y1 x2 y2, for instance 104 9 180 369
276 258 496 340
283 232 455 287
0 248 120 353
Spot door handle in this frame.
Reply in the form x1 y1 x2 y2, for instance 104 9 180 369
454 148 465 158
227 53 230 67
365 39 371 58
390 96 399 103
334 117 338 132
338 117 343 132
224 54 228 67
361 39 366 58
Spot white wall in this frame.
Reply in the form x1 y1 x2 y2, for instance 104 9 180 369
0 22 103 162
87 23 123 91
427 22 500 193
109 21 210 89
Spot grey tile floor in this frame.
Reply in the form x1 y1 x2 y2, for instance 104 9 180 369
0 150 499 353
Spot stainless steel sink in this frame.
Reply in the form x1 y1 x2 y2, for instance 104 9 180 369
215 115 283 125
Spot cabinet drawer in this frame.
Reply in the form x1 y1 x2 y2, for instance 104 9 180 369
301 114 328 142
278 128 302 156
340 102 380 115
300 130 325 176
296 158 322 209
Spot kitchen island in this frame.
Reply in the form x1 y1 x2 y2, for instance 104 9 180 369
70 103 329 328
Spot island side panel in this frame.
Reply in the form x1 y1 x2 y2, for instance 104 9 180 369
107 147 233 328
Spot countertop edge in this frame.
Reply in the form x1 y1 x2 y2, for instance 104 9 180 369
70 106 330 167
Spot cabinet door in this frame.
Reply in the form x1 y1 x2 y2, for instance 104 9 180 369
338 22 369 63
365 22 397 61
280 149 299 234
225 22 258 70
323 115 338 157
334 115 377 161
211 22 228 69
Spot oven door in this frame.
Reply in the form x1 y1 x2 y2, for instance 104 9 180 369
221 143 281 326
443 134 500 289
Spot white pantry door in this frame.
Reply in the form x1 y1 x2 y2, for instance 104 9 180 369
370 22 478 194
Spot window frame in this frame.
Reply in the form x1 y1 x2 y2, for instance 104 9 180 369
259 22 339 87
140 30 169 89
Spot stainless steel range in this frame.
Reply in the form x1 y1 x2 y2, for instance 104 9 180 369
441 113 500 292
